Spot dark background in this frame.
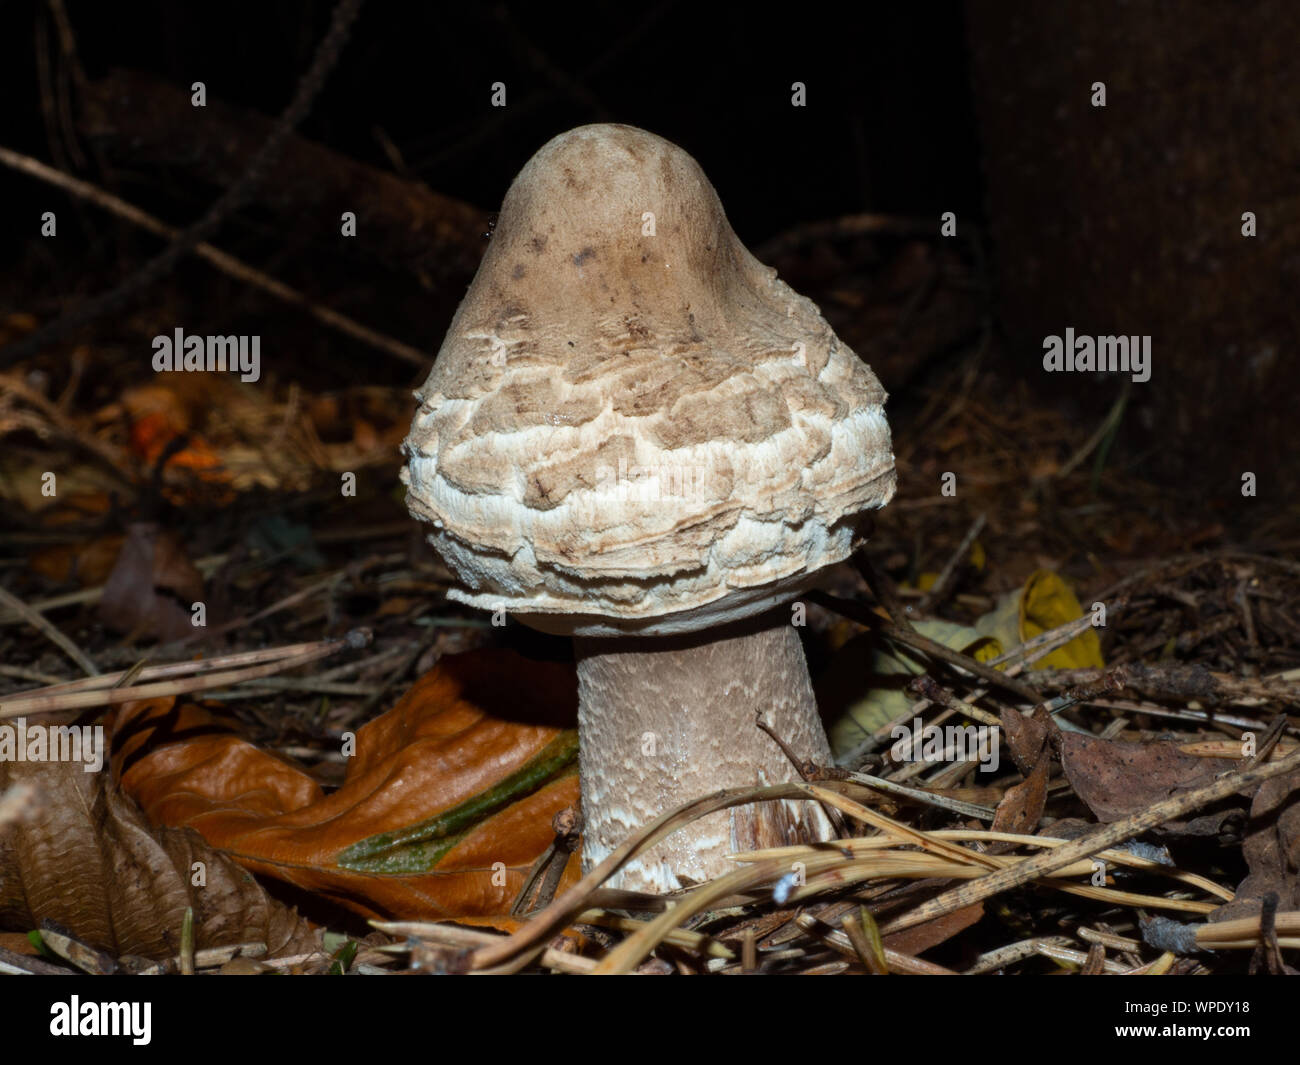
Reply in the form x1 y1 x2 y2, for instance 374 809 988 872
0 1 982 264
1 0 1296 513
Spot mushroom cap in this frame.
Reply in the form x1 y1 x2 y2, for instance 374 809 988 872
403 124 895 636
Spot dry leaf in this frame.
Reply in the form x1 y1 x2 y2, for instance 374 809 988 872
116 649 581 920
992 756 1049 836
29 535 125 588
883 901 984 957
0 755 319 961
99 522 204 642
1210 766 1300 923
1059 732 1235 822
117 382 235 504
998 704 1053 776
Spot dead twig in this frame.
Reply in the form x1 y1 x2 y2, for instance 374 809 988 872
0 629 369 717
0 584 99 676
0 146 429 367
0 0 367 371
877 743 1300 936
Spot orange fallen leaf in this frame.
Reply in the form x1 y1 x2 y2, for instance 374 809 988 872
116 383 235 504
115 649 581 921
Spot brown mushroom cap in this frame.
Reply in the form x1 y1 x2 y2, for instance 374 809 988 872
403 124 895 636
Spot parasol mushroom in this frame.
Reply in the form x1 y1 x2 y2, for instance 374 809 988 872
402 124 895 891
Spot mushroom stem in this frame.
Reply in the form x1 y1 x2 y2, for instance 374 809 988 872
574 613 836 892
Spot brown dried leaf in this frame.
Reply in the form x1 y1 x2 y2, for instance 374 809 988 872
99 522 204 642
999 704 1051 775
992 756 1049 836
28 534 124 587
1210 766 1300 922
882 901 984 956
0 755 319 961
1059 733 1235 822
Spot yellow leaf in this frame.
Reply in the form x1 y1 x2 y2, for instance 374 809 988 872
974 569 1104 671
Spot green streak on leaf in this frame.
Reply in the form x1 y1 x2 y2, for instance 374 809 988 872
329 939 358 974
336 731 578 873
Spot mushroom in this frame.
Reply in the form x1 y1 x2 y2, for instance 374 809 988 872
402 124 895 892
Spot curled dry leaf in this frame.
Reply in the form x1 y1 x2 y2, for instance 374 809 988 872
991 757 1049 837
1210 766 1300 923
998 704 1054 776
0 756 319 962
973 569 1105 671
116 649 581 920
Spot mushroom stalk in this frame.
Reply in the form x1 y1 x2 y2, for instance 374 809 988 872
574 615 835 892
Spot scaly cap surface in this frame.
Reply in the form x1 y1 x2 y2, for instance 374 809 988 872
403 124 895 635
